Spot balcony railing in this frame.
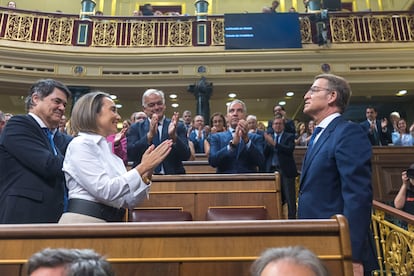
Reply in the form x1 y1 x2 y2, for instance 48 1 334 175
1 8 414 48
372 200 414 275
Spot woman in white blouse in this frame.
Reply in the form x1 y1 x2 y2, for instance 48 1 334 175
59 92 172 223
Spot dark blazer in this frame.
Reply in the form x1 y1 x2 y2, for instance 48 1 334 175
264 131 298 178
298 116 374 264
188 129 206 153
267 118 295 134
0 115 71 223
360 119 391 146
127 118 190 174
208 130 264 173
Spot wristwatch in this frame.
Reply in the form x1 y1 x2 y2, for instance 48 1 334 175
229 140 237 149
142 175 152 185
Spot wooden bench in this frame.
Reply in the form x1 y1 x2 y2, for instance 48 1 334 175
136 172 282 220
0 215 353 276
183 160 215 174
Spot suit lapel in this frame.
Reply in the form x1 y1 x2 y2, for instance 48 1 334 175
301 116 343 185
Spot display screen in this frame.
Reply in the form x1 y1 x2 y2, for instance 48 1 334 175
224 13 302 50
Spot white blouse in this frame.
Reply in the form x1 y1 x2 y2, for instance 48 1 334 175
63 132 149 209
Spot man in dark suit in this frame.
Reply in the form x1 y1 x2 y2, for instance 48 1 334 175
208 99 264 173
267 105 295 135
264 115 298 219
188 115 207 153
0 79 72 223
298 74 378 276
360 106 391 146
127 89 190 174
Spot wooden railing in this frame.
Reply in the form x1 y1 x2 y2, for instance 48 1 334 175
0 215 353 276
372 200 414 276
1 8 414 48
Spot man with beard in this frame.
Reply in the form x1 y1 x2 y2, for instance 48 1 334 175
0 79 72 223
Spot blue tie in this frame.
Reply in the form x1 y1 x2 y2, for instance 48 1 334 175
307 127 323 153
43 128 68 211
43 128 57 155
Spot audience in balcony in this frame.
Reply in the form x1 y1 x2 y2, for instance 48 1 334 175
250 246 329 276
394 164 414 215
360 106 391 146
391 118 414 146
7 1 16 9
127 89 190 174
269 1 280 12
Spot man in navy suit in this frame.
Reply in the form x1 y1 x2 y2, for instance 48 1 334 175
0 79 72 223
360 106 391 146
264 116 298 219
188 115 207 153
208 99 264 173
298 74 378 276
127 89 190 174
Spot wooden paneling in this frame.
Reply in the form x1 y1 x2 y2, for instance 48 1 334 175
139 173 282 220
0 215 353 276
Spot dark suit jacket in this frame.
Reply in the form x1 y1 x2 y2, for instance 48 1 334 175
360 119 391 146
188 129 206 153
127 118 190 174
298 116 373 263
208 131 264 173
264 131 298 178
267 118 295 134
0 115 71 223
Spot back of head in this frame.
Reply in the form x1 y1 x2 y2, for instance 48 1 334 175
27 248 114 276
250 246 329 276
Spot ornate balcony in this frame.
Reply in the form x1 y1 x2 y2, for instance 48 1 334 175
1 8 414 47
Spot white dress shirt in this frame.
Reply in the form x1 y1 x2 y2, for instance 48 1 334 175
63 132 150 209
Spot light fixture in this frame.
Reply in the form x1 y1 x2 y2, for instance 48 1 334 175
286 91 294 97
396 90 407 96
169 94 178 99
171 103 179 108
278 101 286 106
228 93 237 98
115 104 122 108
110 95 117 100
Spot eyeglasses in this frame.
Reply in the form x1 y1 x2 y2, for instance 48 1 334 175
307 86 331 95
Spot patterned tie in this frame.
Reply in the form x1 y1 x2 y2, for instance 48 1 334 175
43 128 57 155
307 127 323 153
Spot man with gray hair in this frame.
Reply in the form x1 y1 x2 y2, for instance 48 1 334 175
209 99 264 173
250 246 329 276
27 248 114 276
127 88 190 174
